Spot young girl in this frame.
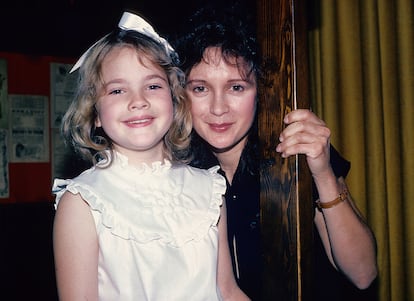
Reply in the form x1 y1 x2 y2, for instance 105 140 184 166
52 12 249 301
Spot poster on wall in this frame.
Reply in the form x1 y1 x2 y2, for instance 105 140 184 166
9 94 49 163
0 129 9 198
0 59 8 128
50 63 78 129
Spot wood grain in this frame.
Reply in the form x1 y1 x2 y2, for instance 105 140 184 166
256 0 313 299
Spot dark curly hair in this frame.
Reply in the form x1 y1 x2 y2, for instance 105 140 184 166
173 3 261 80
173 3 260 175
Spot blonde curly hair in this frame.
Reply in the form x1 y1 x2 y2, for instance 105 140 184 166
62 29 192 166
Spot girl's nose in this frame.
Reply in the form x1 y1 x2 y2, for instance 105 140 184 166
128 93 150 110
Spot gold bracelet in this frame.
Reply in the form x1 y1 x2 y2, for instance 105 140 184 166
316 190 348 210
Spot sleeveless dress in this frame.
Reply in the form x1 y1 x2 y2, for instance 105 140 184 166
53 153 226 301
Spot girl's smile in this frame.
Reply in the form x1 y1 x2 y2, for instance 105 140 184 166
95 46 174 164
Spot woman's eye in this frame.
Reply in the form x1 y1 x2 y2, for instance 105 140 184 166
231 84 244 92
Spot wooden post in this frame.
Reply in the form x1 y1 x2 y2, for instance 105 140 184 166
256 0 313 300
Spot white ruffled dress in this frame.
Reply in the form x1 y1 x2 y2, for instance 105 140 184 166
53 153 226 301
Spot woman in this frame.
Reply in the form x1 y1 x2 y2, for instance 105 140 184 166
174 5 378 301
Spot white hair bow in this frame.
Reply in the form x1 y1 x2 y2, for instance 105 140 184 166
70 11 175 73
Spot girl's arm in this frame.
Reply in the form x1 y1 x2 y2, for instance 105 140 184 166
217 199 251 301
53 192 99 301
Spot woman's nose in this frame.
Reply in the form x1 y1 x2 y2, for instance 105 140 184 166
210 93 229 116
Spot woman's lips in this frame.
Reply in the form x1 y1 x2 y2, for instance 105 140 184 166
208 122 232 132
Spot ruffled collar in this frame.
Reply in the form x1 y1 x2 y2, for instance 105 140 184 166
97 150 172 173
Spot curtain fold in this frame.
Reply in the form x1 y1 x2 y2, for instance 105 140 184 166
309 0 413 300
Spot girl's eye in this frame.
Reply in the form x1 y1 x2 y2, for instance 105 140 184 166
148 84 162 90
109 89 123 95
193 86 206 93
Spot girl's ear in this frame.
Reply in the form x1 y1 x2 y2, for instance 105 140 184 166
94 105 102 127
95 115 102 127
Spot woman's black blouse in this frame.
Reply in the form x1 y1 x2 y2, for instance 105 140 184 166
189 136 368 301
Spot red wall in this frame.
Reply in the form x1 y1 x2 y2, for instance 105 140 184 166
0 52 75 203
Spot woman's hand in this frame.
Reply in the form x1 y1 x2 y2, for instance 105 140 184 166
276 109 378 289
276 109 332 179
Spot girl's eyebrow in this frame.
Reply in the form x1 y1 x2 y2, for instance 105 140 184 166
101 78 124 87
145 74 168 82
102 73 168 86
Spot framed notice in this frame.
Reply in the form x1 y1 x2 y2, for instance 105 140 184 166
50 63 77 128
9 94 49 162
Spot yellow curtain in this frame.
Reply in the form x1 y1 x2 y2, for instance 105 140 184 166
308 0 414 300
